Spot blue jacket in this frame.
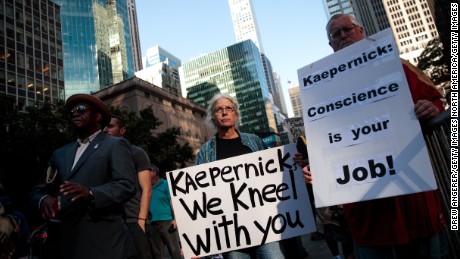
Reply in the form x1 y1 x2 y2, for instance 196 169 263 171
195 131 266 165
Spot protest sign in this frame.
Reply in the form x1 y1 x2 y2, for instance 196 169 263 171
167 144 316 258
297 28 438 207
285 117 305 143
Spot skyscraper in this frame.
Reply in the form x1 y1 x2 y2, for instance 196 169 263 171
140 45 182 95
273 71 288 115
323 0 438 65
322 0 356 18
0 0 65 106
227 0 287 116
126 0 143 72
228 0 264 53
352 0 390 36
288 86 302 118
135 62 182 96
181 40 276 134
322 0 390 37
54 0 134 98
143 45 181 70
382 0 438 64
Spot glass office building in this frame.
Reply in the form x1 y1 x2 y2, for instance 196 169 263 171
0 0 65 106
228 0 264 53
142 45 182 95
322 0 356 18
53 0 134 98
228 0 287 118
126 0 142 72
144 45 181 70
182 40 276 133
323 0 390 37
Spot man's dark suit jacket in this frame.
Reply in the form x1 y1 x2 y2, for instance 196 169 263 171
32 132 137 259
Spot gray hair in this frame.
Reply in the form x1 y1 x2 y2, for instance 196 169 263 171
205 93 240 129
326 13 362 39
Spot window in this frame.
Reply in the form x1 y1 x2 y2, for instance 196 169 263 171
25 12 32 27
17 52 25 68
7 72 15 87
6 24 15 39
27 77 34 90
16 9 24 23
6 49 15 65
26 55 34 71
5 4 14 18
17 75 25 89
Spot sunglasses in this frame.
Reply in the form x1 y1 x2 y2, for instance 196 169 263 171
69 105 91 115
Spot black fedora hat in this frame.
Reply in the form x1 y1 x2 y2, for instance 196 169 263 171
66 94 110 126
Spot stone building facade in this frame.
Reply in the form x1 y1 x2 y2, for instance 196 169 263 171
92 76 213 156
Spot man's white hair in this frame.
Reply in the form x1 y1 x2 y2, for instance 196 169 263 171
326 13 363 39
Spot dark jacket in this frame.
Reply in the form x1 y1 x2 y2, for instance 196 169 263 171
32 132 137 259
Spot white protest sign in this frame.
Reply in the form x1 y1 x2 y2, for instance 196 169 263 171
167 144 316 258
285 117 305 143
297 28 438 208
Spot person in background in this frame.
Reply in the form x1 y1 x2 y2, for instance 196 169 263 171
31 94 137 259
303 13 446 259
294 136 354 259
0 182 27 258
294 136 324 242
104 114 153 259
148 164 182 259
195 93 285 259
294 137 352 259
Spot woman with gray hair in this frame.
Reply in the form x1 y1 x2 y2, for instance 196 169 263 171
195 93 284 259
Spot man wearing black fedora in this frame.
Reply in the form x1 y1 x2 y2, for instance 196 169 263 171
32 94 137 259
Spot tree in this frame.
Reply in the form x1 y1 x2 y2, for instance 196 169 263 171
417 37 450 96
149 128 195 174
110 106 195 174
0 95 74 214
0 97 194 213
110 106 160 151
432 0 451 72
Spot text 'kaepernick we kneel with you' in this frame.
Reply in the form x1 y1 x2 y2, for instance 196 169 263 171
167 144 316 258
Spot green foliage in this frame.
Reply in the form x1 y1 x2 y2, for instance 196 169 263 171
417 38 450 93
20 99 75 167
0 97 194 210
109 106 195 174
0 95 20 156
0 95 74 212
109 106 161 150
149 128 195 174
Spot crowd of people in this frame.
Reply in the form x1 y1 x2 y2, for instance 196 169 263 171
27 93 186 259
1 13 448 259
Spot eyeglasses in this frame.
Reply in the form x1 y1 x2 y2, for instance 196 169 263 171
214 106 235 114
69 105 91 115
329 24 359 40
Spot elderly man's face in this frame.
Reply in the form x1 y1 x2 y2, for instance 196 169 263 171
328 15 364 52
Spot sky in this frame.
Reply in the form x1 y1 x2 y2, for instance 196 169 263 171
136 0 334 117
